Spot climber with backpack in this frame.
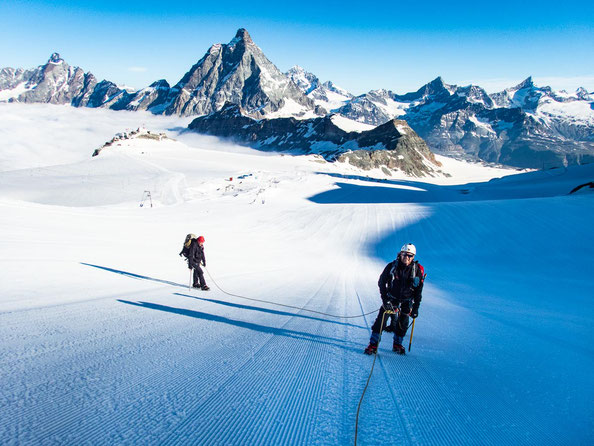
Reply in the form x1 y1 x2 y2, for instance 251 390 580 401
364 243 426 355
180 234 210 291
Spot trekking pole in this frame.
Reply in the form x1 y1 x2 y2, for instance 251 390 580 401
408 318 416 352
189 268 193 292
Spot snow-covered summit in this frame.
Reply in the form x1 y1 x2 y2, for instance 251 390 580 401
286 65 319 94
286 65 353 112
48 52 64 64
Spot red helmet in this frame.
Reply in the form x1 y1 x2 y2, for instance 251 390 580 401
197 236 205 243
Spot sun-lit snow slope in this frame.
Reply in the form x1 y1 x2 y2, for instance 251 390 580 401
0 104 592 445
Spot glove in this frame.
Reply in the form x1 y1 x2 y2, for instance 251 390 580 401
410 305 419 319
202 261 206 267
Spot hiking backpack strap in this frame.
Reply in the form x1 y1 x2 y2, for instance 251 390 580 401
389 261 398 288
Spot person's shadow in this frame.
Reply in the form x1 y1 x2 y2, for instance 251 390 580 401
118 299 364 354
174 292 365 329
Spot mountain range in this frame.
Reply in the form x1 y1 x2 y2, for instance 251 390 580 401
335 77 594 168
1 28 593 169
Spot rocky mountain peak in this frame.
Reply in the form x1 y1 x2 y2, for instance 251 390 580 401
575 87 591 100
287 65 319 94
430 76 445 86
393 76 454 102
161 29 318 118
149 79 170 89
229 28 254 46
48 53 64 64
426 76 455 94
514 76 534 90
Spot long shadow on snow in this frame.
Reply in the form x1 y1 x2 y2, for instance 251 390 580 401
309 171 483 204
80 263 361 329
118 300 363 353
81 262 189 288
174 293 365 329
308 171 573 204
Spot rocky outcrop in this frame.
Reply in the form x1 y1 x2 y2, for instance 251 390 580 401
92 127 170 156
336 120 440 176
188 103 440 176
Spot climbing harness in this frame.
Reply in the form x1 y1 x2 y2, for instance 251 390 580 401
204 267 377 319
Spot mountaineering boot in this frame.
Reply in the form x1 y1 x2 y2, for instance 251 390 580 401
393 342 406 355
364 342 378 355
201 285 210 291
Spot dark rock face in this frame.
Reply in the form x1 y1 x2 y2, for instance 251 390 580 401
188 104 440 176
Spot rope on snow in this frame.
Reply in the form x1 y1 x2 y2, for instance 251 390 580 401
204 266 378 319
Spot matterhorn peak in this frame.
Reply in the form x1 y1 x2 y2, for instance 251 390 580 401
48 52 64 64
230 28 254 46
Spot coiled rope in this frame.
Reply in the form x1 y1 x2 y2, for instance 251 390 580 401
204 267 378 319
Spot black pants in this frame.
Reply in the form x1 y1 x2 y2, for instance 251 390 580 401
192 265 206 288
371 300 411 337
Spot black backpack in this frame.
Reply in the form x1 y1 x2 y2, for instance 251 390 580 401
179 233 196 258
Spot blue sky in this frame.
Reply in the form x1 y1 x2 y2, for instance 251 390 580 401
1 0 593 94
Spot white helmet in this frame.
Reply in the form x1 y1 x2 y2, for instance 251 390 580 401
400 243 416 256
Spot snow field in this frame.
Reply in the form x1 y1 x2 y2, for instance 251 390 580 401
0 104 592 445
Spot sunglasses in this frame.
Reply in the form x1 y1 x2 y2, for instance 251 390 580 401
401 253 414 258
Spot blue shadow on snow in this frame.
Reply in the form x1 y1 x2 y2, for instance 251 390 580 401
80 263 364 329
118 299 363 353
174 292 365 329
